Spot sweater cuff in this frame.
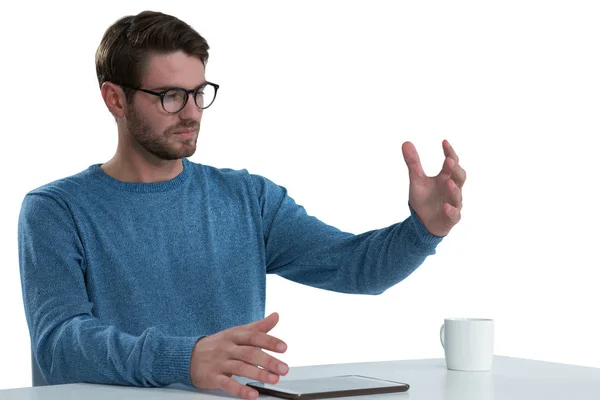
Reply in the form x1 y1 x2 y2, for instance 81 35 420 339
408 203 444 250
153 335 202 386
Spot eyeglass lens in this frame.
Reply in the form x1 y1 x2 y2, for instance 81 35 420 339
162 84 216 113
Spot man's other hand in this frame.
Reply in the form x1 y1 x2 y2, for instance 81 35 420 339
190 312 288 399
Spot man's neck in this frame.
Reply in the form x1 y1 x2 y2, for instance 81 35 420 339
101 152 184 183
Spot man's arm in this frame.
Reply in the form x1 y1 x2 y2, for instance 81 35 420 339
18 193 199 386
249 174 443 295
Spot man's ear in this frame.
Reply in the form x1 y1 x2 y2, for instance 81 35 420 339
101 82 128 119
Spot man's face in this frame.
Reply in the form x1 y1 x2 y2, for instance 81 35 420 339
125 51 205 160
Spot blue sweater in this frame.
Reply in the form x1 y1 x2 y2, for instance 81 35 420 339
17 158 442 387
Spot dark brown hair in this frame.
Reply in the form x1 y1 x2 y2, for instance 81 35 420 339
95 10 210 102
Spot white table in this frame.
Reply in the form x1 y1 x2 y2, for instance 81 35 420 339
1 356 599 399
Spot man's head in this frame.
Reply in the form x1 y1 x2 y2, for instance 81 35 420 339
96 11 213 160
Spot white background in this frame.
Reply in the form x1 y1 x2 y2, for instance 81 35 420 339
1 0 599 391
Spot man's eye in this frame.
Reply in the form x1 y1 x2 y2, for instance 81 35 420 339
164 91 182 101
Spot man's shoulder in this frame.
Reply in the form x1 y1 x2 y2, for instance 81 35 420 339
188 159 247 178
24 165 98 202
185 159 279 195
186 159 255 186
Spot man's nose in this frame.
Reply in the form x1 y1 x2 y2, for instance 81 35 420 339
179 93 203 120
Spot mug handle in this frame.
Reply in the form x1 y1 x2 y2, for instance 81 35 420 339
440 324 445 349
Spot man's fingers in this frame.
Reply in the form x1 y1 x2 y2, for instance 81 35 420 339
217 374 258 400
452 163 467 189
232 328 287 353
247 312 279 334
442 139 459 163
228 359 281 386
444 203 461 224
234 345 289 376
402 141 426 181
443 140 466 188
191 314 289 399
446 179 462 210
440 156 454 178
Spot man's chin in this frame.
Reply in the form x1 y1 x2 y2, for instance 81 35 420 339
180 149 197 159
149 144 197 161
168 137 198 158
177 144 197 159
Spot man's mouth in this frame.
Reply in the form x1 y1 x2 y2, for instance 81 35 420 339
173 129 197 139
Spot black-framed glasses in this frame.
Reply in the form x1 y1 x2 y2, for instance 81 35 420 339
117 81 219 114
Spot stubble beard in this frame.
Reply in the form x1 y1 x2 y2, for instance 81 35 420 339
126 107 199 160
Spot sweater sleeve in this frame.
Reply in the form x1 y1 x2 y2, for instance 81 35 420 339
18 193 200 387
249 174 444 295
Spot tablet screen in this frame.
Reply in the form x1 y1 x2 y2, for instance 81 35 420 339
247 375 409 399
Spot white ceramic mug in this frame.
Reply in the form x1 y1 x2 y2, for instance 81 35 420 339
440 318 494 371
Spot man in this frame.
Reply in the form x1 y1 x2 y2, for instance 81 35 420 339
18 10 465 400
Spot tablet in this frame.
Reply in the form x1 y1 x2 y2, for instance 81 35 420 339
246 375 409 399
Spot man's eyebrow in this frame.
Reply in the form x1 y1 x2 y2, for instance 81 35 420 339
151 86 174 91
150 81 208 91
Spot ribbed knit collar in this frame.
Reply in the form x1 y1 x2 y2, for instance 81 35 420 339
90 158 192 193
